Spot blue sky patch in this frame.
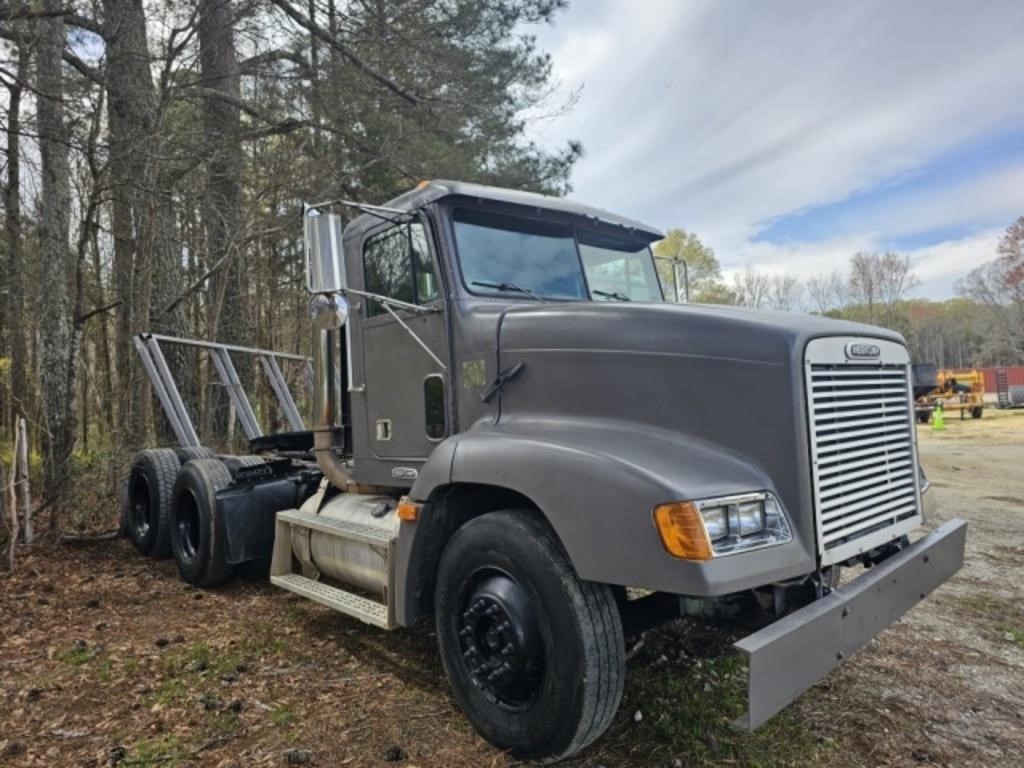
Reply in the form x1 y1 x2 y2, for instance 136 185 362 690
754 125 1024 246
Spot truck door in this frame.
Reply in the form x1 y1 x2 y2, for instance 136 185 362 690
359 219 449 461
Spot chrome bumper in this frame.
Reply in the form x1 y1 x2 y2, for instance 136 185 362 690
734 517 967 730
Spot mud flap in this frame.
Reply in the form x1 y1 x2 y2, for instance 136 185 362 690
733 518 967 730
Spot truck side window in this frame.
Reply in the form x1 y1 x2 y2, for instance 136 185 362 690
424 374 446 439
363 222 439 316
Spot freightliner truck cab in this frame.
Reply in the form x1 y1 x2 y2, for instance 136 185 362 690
125 180 966 762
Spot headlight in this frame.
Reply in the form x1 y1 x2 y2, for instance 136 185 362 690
701 505 728 541
654 492 793 560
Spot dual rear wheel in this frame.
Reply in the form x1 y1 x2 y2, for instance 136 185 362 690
124 451 238 587
169 459 235 587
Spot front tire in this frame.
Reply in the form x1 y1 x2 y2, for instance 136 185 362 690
434 511 624 762
169 459 235 587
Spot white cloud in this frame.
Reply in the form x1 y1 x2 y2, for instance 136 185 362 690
905 228 1004 295
526 0 1024 295
717 228 1004 300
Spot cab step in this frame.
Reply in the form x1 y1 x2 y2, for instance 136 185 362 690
270 507 398 630
276 508 394 547
270 573 392 628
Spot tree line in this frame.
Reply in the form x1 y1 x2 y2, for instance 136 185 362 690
2 1 1023 533
654 214 1024 368
0 0 578 522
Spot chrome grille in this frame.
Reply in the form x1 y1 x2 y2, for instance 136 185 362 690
806 348 922 565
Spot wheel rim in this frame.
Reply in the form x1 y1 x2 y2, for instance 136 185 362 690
456 568 545 710
176 489 202 563
129 473 152 538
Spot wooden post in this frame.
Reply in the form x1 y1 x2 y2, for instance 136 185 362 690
15 416 30 544
7 429 18 571
1 459 9 571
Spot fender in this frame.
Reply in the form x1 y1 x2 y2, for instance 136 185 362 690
396 418 816 623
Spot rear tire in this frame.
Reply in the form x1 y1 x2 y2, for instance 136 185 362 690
169 458 235 587
434 511 624 762
125 449 181 557
174 446 215 463
971 406 983 419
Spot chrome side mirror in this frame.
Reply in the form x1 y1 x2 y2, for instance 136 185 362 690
304 207 346 294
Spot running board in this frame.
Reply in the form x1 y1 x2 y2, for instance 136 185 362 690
270 508 397 630
270 573 392 628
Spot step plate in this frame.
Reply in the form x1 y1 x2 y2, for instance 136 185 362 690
276 508 395 546
271 573 392 629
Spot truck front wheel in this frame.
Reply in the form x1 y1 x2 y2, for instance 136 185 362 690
434 511 625 761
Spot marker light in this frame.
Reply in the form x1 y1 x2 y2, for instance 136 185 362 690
396 498 421 522
653 502 714 561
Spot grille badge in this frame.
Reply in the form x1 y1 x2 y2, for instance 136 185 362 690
845 343 881 359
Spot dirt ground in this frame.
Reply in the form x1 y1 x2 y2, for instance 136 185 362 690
2 411 1022 767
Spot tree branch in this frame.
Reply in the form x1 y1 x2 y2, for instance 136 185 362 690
63 49 102 85
0 3 102 35
266 0 420 106
76 299 122 325
239 48 309 75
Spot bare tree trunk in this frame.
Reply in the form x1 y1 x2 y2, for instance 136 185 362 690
16 416 30 544
199 0 247 441
103 0 188 447
90 216 116 436
37 0 75 517
4 38 29 432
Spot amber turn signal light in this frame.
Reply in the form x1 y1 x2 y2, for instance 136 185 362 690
396 498 421 522
653 502 714 561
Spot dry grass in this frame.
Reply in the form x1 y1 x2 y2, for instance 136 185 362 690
1 410 1022 766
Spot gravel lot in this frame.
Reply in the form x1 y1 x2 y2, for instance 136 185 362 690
1 411 1021 767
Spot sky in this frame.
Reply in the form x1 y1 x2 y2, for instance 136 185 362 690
524 0 1024 299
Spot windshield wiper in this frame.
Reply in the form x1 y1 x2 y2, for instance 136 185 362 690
593 289 631 302
471 280 546 302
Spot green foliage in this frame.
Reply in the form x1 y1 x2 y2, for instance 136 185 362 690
248 0 581 206
126 735 185 767
622 623 829 767
653 229 728 301
1002 625 1024 651
271 704 297 726
57 643 97 666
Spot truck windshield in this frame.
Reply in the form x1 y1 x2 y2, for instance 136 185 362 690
453 208 663 302
577 230 663 302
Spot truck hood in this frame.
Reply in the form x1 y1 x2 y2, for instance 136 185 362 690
495 301 903 366
490 301 908 561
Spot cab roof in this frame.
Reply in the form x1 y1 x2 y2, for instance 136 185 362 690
344 179 664 243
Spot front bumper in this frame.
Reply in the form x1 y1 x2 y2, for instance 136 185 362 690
734 517 967 730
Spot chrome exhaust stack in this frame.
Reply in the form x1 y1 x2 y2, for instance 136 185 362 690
305 208 353 489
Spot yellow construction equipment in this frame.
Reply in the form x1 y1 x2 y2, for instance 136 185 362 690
916 368 985 421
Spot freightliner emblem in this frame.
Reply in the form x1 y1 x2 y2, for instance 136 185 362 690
845 342 881 359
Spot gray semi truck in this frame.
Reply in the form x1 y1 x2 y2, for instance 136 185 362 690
124 180 966 761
